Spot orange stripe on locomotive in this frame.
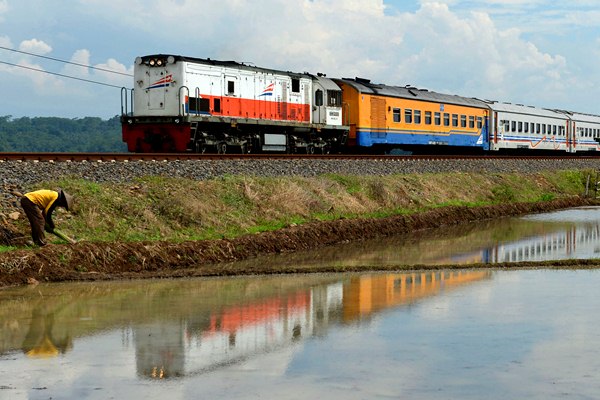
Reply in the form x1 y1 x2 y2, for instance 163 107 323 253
186 94 310 122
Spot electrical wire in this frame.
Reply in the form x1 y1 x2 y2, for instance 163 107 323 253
0 60 127 89
0 45 132 76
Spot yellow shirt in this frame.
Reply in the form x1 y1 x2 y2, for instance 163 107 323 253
24 190 59 215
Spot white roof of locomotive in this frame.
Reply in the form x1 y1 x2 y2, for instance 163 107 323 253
138 54 312 79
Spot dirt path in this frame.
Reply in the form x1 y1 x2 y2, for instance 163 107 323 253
1 197 599 288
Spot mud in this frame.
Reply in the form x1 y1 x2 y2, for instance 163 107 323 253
1 196 600 288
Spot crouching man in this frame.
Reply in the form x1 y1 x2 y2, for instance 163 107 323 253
20 189 74 246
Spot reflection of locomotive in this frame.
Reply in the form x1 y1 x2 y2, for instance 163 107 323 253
121 54 600 154
135 270 490 378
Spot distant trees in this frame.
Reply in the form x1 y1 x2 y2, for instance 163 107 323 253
0 115 127 152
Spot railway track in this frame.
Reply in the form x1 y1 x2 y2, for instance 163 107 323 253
0 152 595 162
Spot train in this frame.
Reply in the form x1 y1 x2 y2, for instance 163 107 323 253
120 54 600 154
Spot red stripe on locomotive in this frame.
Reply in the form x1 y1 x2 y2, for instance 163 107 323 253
188 94 311 122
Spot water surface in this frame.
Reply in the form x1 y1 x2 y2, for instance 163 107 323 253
3 207 600 399
1 269 600 399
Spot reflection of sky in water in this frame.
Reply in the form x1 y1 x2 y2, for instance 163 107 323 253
1 270 600 399
522 206 600 223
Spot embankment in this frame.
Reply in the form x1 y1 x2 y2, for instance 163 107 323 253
1 196 598 287
1 160 600 287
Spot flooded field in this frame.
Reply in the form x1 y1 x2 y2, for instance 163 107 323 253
2 207 600 399
1 269 600 399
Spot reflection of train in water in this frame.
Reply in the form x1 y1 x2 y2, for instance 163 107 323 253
0 271 491 380
482 224 600 263
135 270 491 378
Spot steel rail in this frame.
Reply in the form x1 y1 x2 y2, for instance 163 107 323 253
0 152 596 162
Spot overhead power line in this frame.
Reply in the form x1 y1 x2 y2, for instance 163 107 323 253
0 45 132 77
0 60 127 89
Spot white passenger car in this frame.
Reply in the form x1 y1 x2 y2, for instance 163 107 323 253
488 102 570 152
566 111 600 152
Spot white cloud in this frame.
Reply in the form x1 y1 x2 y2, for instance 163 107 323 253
0 35 12 47
63 0 574 111
93 58 132 85
0 0 597 117
62 48 91 78
13 59 65 91
19 38 52 55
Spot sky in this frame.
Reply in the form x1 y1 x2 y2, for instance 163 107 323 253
0 0 599 119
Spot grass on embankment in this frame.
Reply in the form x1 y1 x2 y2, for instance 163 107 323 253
7 169 592 244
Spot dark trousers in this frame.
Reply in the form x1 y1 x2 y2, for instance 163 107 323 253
20 197 47 246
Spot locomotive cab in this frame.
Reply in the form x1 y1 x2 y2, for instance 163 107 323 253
134 55 181 116
312 75 343 127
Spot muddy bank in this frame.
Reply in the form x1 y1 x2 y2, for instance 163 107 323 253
1 196 599 288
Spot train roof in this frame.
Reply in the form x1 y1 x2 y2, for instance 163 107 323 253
335 78 488 109
486 102 566 119
313 74 342 91
137 54 312 79
565 111 600 124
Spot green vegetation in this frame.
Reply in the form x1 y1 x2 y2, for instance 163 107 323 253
5 169 590 244
0 115 125 152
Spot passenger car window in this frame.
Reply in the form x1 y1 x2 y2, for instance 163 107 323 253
414 110 422 124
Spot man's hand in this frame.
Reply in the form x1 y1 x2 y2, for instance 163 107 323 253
44 223 54 233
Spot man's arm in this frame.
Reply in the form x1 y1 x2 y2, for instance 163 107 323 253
44 202 57 233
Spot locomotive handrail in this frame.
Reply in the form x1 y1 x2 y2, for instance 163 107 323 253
194 87 201 116
121 87 131 116
178 86 190 117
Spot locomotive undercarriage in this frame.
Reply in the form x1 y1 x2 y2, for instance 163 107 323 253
187 120 347 154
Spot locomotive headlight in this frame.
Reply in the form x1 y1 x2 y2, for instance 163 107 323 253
149 59 156 66
156 59 163 66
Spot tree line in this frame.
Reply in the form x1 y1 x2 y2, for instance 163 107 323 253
0 115 127 152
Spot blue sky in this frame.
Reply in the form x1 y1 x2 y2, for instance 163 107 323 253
0 0 599 119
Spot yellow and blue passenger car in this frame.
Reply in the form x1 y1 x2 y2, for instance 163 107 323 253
336 78 490 151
